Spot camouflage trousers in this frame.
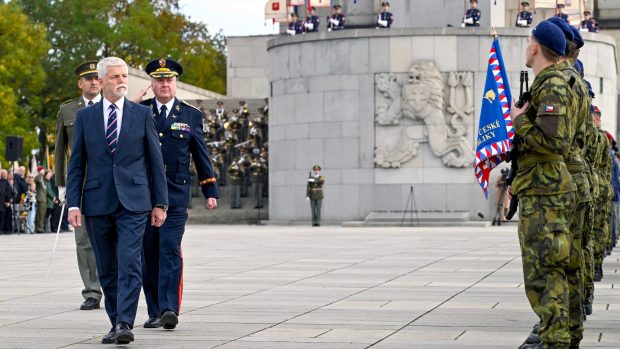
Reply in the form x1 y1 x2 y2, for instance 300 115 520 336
566 200 588 343
518 192 576 348
593 192 611 267
582 201 595 303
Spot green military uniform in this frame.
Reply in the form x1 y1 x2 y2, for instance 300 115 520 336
594 130 613 275
512 64 577 348
228 160 243 209
306 166 325 227
34 173 47 233
557 60 592 343
53 60 102 305
250 157 267 209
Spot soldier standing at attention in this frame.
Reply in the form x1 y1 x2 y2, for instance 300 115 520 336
306 165 325 227
54 60 103 311
328 5 346 31
304 7 320 33
376 2 394 29
463 0 481 27
228 159 242 209
509 21 577 349
516 1 533 28
556 4 569 23
136 58 219 330
287 13 304 35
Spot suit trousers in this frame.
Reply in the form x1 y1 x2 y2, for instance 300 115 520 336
85 204 149 327
142 207 188 318
75 219 102 301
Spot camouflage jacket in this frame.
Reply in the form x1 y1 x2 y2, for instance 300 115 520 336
557 60 592 203
597 130 614 199
512 64 577 196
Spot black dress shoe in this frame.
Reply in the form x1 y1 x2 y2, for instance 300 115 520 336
80 297 100 310
101 327 115 344
144 317 161 328
161 311 178 330
114 323 134 344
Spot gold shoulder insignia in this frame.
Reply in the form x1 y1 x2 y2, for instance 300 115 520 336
181 100 201 112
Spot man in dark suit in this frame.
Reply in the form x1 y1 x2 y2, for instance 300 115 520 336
134 58 219 330
0 170 12 234
54 60 103 311
67 56 168 345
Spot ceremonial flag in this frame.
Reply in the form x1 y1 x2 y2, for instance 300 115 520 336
265 0 288 21
474 37 514 198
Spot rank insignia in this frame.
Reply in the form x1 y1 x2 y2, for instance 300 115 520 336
159 58 166 68
175 105 180 112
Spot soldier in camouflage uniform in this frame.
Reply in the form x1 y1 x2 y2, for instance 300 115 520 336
510 22 577 349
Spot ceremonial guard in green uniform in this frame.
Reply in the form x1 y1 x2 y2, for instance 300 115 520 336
510 22 578 349
306 165 325 227
228 159 243 209
250 151 267 209
54 60 103 311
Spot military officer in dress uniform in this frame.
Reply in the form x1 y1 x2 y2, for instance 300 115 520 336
463 0 481 27
306 165 325 227
287 13 304 35
54 60 103 311
328 5 346 31
304 7 320 33
556 4 569 23
516 1 533 28
376 2 394 29
138 58 219 330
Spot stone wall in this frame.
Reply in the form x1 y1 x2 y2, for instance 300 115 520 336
227 36 273 99
267 27 617 223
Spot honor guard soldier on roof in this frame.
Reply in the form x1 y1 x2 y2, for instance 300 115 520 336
304 7 320 33
516 1 533 28
306 165 325 226
463 0 481 27
556 3 569 23
509 21 578 349
377 2 394 29
54 60 103 311
138 58 219 331
287 13 304 35
328 5 346 31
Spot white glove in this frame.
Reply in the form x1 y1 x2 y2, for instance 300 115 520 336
58 186 66 204
464 17 474 25
287 29 296 35
517 19 527 27
378 19 388 27
304 22 314 30
330 18 340 26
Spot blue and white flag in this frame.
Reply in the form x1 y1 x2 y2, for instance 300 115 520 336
474 37 514 198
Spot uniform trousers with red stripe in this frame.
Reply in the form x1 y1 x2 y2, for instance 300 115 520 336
142 207 188 318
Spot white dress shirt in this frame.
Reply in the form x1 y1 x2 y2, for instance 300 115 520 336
155 99 175 119
83 94 102 106
103 97 124 139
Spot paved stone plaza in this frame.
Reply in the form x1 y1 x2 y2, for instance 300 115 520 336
0 225 619 348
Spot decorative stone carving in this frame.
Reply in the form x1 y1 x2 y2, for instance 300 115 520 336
374 61 474 168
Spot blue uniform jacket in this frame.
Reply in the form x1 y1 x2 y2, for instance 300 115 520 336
465 8 481 26
288 20 304 34
328 13 345 29
142 98 219 208
305 15 320 32
378 11 393 28
516 11 533 27
67 98 168 215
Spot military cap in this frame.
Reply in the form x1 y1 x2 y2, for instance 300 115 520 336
145 58 183 78
291 12 298 18
470 0 478 3
570 26 584 48
532 21 567 56
521 1 529 5
546 17 574 44
312 165 321 170
333 4 342 9
74 60 98 79
584 11 591 16
216 100 224 106
381 2 390 6
591 105 600 114
557 3 565 8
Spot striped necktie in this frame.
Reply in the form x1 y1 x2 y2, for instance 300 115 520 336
106 104 118 154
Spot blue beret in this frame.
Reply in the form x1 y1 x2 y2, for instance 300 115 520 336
574 59 584 75
546 17 575 43
585 80 595 98
570 26 584 48
532 21 567 56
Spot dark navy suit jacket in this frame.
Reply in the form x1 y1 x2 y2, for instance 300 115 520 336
67 97 168 216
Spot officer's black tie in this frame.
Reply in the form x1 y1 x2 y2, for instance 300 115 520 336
88 101 93 106
159 105 167 130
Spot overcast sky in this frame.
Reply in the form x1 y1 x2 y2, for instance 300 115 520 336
179 0 280 37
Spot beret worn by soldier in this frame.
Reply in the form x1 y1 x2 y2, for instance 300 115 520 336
574 59 584 75
74 60 98 79
570 26 584 48
546 17 574 43
532 21 567 56
145 58 183 78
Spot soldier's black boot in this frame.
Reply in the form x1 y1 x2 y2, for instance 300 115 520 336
520 323 541 348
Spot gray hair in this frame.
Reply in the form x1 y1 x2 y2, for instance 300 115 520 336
97 57 128 78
